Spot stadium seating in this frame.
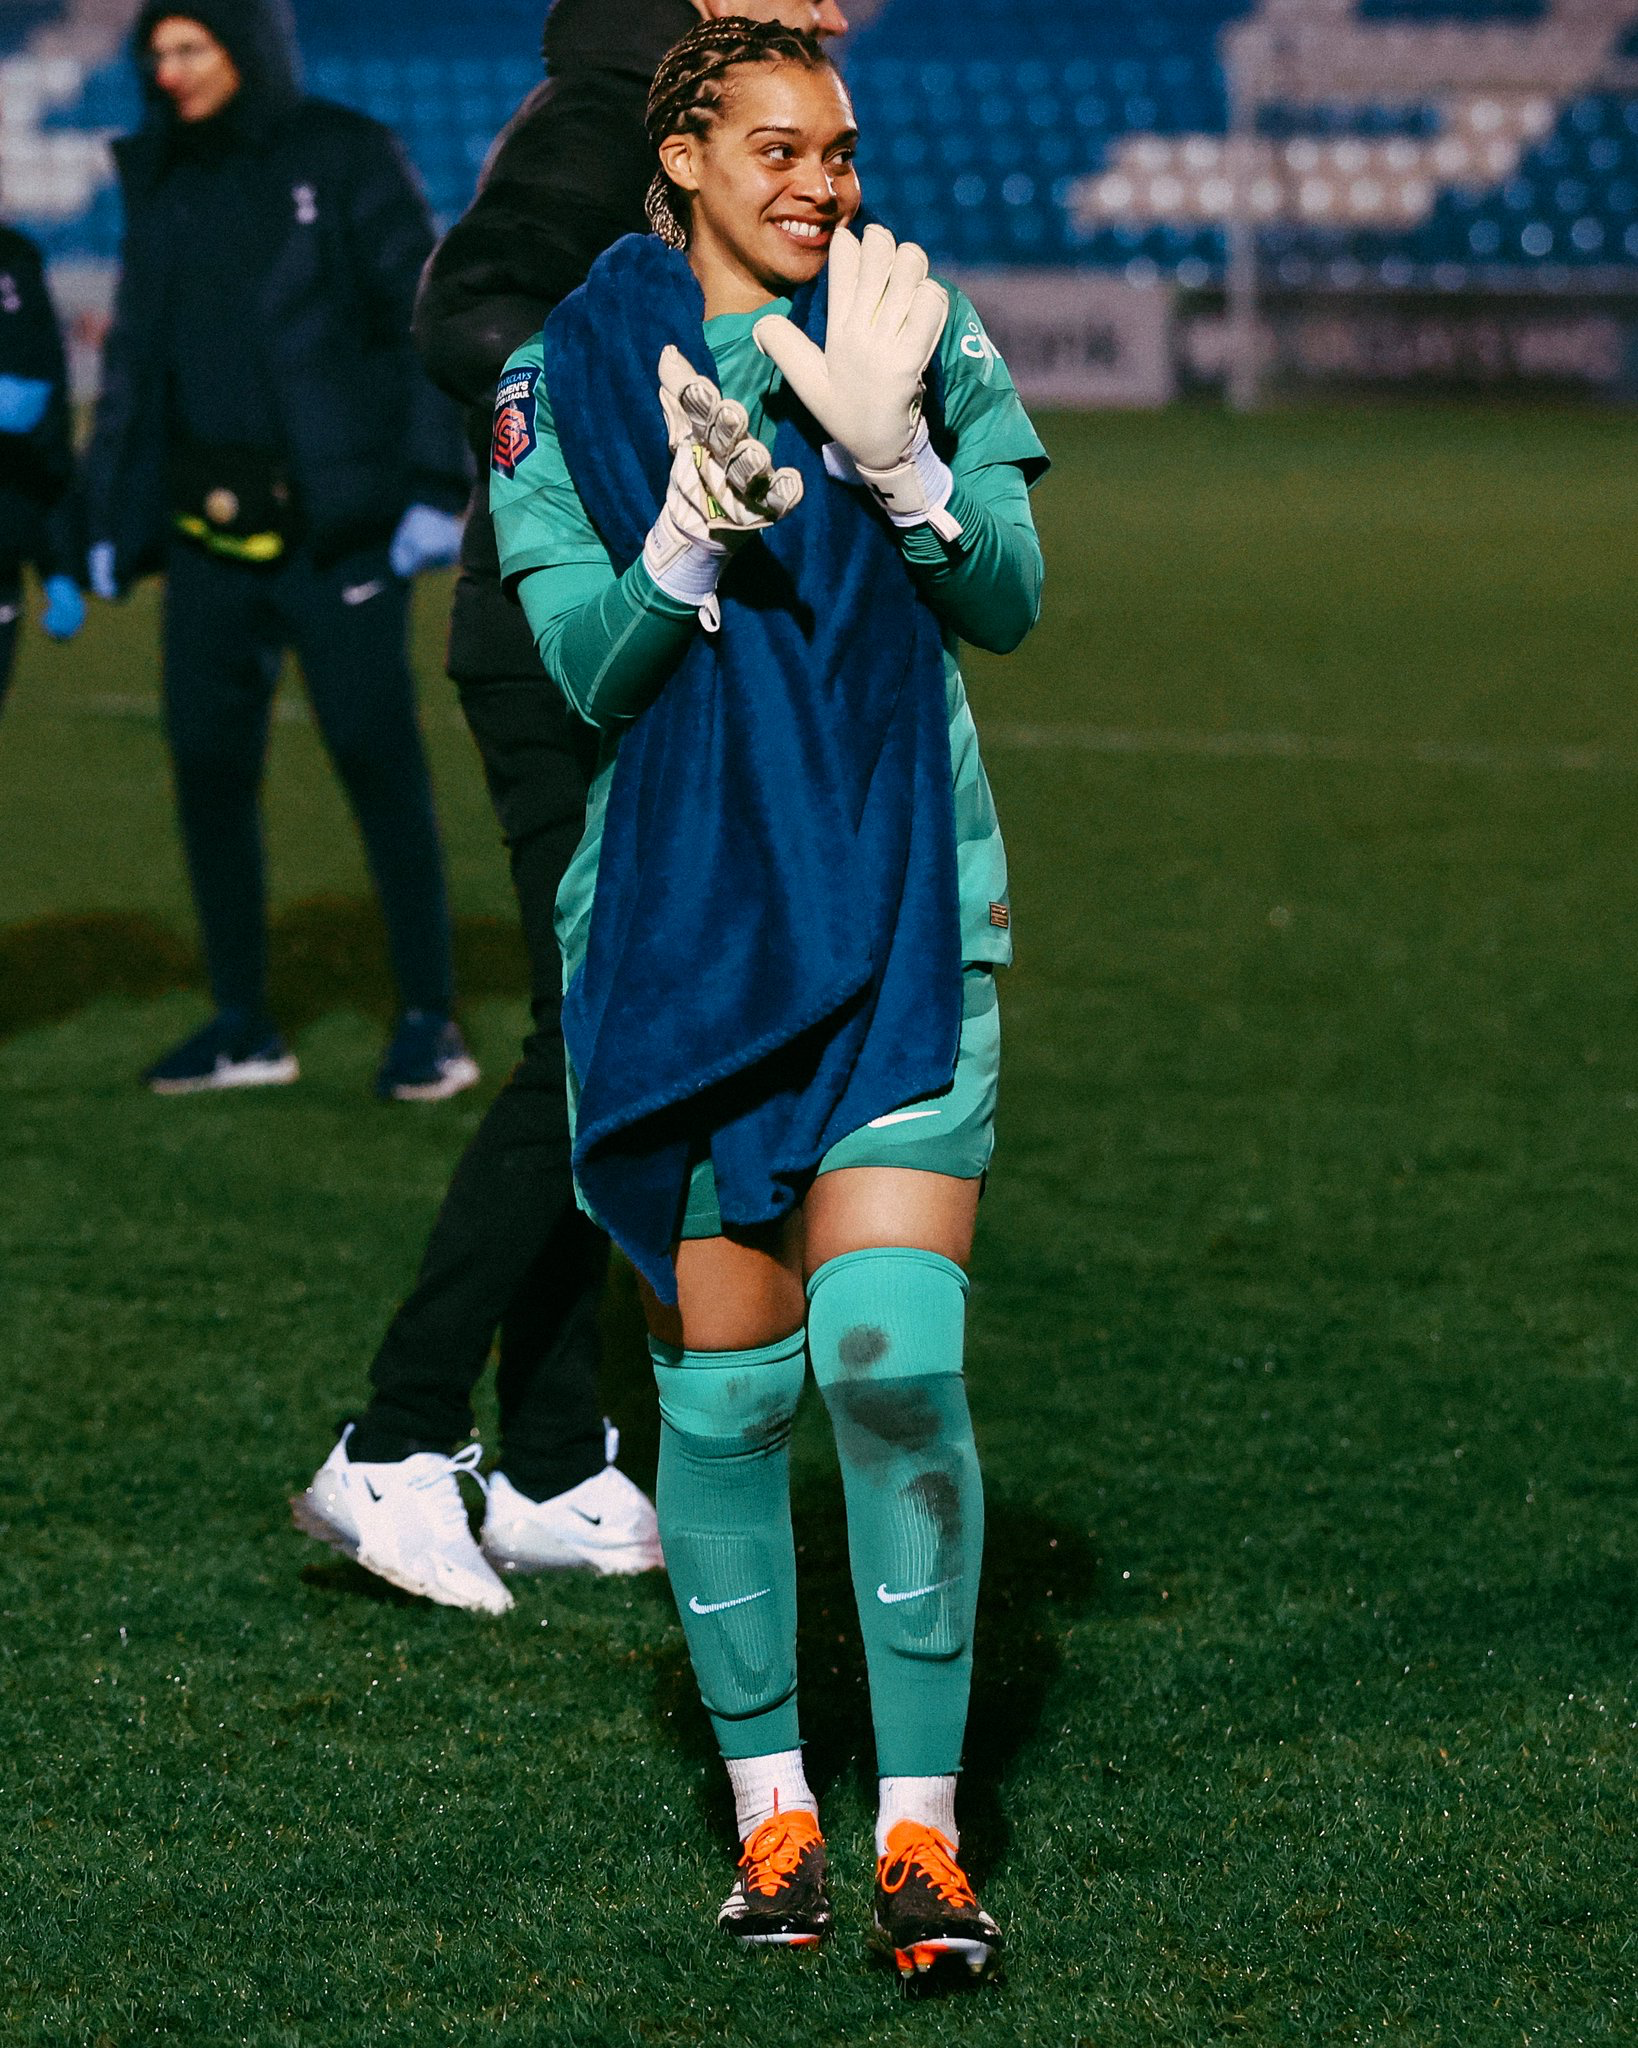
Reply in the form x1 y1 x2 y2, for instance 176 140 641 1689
4 0 1638 288
1405 93 1638 268
0 4 66 63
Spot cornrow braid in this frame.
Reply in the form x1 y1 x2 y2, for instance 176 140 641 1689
644 16 832 251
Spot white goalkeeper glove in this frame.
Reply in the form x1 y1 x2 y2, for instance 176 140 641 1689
752 223 961 541
643 344 804 628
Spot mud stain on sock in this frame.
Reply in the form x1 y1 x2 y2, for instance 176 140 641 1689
837 1324 890 1371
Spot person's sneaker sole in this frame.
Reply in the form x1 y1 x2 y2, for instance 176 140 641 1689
289 1488 364 1562
382 1055 481 1103
148 1053 300 1095
288 1489 512 1612
728 1929 824 1949
482 1534 663 1576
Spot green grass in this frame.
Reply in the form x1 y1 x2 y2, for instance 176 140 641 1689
4 404 1638 2045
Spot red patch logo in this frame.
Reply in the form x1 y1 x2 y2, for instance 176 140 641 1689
491 364 539 478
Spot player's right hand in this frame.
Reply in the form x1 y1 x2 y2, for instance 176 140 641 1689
643 348 804 621
656 345 803 545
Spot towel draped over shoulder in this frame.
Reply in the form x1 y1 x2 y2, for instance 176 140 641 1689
543 233 961 1301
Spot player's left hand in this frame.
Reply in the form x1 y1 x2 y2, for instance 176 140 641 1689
40 574 86 641
752 226 959 537
752 224 946 471
389 503 464 579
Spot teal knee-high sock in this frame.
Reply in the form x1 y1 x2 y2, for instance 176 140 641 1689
651 1330 808 1761
807 1248 984 1778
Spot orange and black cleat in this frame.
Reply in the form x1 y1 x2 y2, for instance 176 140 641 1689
873 1822 1002 1991
718 1807 832 1947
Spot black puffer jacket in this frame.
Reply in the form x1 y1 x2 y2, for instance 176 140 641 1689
85 0 470 584
0 224 83 581
414 0 696 680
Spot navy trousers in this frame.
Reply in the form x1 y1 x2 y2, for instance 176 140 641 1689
161 537 454 1021
353 672 607 1498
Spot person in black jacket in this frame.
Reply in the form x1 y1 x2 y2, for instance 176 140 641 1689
291 0 847 1613
0 222 86 712
85 0 479 1100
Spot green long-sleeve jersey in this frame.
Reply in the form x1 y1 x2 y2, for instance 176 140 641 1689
489 282 1047 982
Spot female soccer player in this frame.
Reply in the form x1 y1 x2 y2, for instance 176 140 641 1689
490 16 1046 1985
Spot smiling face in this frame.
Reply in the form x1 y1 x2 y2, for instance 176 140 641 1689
148 15 242 124
658 60 861 314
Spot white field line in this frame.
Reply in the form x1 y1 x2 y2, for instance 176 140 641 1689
47 694 1638 777
983 724 1628 776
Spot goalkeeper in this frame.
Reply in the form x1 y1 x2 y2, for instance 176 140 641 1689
490 17 1046 1988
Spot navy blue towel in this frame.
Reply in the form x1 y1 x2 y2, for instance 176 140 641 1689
544 234 961 1302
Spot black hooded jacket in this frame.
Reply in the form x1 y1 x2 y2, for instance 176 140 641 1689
85 0 470 584
0 224 84 583
414 0 696 679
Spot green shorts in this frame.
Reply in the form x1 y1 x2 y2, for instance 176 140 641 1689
678 965 1000 1241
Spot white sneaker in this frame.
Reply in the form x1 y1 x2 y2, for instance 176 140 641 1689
290 1426 514 1614
482 1423 664 1577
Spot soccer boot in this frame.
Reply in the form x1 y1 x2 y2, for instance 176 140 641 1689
143 1012 298 1095
481 1422 663 1576
374 1011 481 1102
874 1822 1002 1988
718 1807 832 1948
290 1425 513 1614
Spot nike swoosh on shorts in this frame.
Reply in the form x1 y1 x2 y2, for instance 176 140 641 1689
689 1588 771 1615
876 1577 958 1605
865 1108 942 1129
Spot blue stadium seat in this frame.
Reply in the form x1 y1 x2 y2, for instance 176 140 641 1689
12 0 1638 284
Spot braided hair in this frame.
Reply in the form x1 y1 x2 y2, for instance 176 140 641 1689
644 17 834 251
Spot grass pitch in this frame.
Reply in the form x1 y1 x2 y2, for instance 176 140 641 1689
3 404 1637 2045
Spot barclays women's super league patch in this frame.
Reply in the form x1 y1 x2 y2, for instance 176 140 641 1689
491 365 539 477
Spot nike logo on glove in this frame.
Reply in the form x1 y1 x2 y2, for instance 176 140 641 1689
689 1588 771 1615
568 1509 602 1526
877 1577 957 1605
866 1108 942 1129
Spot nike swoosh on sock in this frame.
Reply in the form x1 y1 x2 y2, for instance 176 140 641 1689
689 1588 771 1615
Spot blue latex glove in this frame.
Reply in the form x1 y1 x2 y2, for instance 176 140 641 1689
389 502 464 579
88 541 118 601
41 574 86 640
0 374 51 435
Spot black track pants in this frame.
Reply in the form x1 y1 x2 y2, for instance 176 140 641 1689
161 539 455 1020
354 672 608 1500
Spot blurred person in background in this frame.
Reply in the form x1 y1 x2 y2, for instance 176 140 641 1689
291 0 846 1614
84 0 478 1100
0 220 86 711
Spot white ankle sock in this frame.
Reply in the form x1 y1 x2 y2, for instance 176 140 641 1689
876 1774 958 1858
725 1749 818 1840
